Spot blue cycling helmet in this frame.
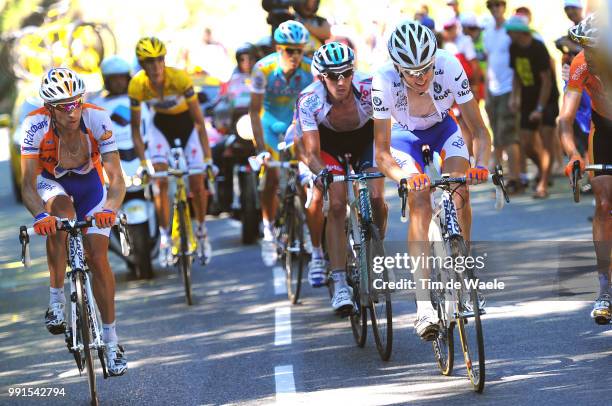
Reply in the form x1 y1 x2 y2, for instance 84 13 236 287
100 55 132 76
274 20 309 45
312 42 354 73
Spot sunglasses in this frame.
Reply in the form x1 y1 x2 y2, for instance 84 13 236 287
321 69 354 81
487 2 506 9
50 97 83 113
282 47 304 56
400 62 434 78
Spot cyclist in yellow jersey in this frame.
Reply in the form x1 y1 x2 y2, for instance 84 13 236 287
129 37 216 267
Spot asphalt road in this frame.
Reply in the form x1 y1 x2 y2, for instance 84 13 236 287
0 159 610 406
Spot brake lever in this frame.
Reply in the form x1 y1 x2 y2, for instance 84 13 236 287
19 225 31 267
572 160 581 203
398 178 408 223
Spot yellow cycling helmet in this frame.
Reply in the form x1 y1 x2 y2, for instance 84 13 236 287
135 37 167 60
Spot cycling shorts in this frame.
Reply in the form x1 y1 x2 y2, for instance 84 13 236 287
319 120 376 174
590 110 612 177
148 110 204 169
262 112 290 160
390 114 469 174
37 169 110 237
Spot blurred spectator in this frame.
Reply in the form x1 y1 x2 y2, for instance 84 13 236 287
294 0 331 56
507 14 559 199
187 27 233 81
483 0 522 194
442 17 482 96
564 0 584 24
514 6 544 41
461 13 486 100
415 5 436 31
447 0 461 19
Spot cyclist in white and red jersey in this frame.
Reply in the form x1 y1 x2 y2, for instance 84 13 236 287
20 68 127 376
373 21 491 340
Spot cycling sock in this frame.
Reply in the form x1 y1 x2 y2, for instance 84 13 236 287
598 273 610 296
262 220 274 241
331 270 347 288
416 300 435 314
312 246 324 260
195 222 207 237
49 287 66 305
103 322 118 345
159 227 170 239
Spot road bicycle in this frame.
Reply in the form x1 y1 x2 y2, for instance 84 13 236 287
250 153 310 304
319 155 392 361
151 139 211 305
19 215 130 406
397 145 509 392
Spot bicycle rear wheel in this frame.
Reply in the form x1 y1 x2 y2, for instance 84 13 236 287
453 236 485 392
75 271 98 405
367 223 393 361
285 196 305 304
177 201 193 306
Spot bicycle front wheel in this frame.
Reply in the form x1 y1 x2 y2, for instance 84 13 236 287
453 236 485 392
348 222 367 347
431 237 454 376
285 196 305 304
75 271 98 405
367 223 393 361
177 201 193 306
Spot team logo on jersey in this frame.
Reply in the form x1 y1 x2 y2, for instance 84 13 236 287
373 96 382 106
435 69 444 75
393 81 402 88
23 120 48 146
394 93 408 110
253 75 265 89
461 79 469 90
434 89 451 101
434 82 442 94
100 124 113 141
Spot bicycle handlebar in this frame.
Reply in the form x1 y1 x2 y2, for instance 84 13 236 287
151 167 206 178
317 171 386 216
571 161 612 203
397 165 509 222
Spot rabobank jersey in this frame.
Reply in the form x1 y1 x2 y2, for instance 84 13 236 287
295 71 373 136
20 104 117 181
89 94 151 148
371 49 473 131
250 52 313 124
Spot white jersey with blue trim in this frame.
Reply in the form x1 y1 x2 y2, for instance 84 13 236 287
294 71 373 137
371 49 473 131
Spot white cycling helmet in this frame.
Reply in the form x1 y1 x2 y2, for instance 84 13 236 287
39 67 86 103
388 20 437 70
569 13 600 48
100 55 132 76
312 42 355 73
274 20 310 45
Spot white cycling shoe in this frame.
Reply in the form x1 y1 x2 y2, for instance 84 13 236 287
332 285 354 315
261 240 278 267
158 234 173 268
45 302 66 335
105 343 127 377
591 293 611 325
414 307 440 341
196 228 212 266
308 259 327 288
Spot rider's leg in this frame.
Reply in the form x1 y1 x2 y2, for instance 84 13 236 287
83 234 116 326
189 174 208 223
305 187 325 262
407 188 434 305
45 195 74 291
261 167 280 240
367 176 388 238
326 181 348 273
153 163 171 231
443 157 472 241
590 175 612 297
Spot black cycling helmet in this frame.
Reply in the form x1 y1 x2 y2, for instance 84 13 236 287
235 43 258 62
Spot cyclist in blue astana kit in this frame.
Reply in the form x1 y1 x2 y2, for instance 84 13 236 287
297 42 387 313
249 20 314 265
373 21 491 340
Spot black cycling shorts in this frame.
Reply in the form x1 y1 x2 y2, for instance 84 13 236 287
318 120 375 174
590 110 612 177
153 110 194 147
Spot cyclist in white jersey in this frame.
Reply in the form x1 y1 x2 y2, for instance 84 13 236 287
373 21 491 340
295 42 387 313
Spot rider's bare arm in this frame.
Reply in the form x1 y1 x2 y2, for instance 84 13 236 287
102 151 126 212
558 90 582 157
302 129 327 173
458 98 492 168
129 106 146 161
21 157 46 217
374 118 405 183
249 93 265 153
187 97 212 160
